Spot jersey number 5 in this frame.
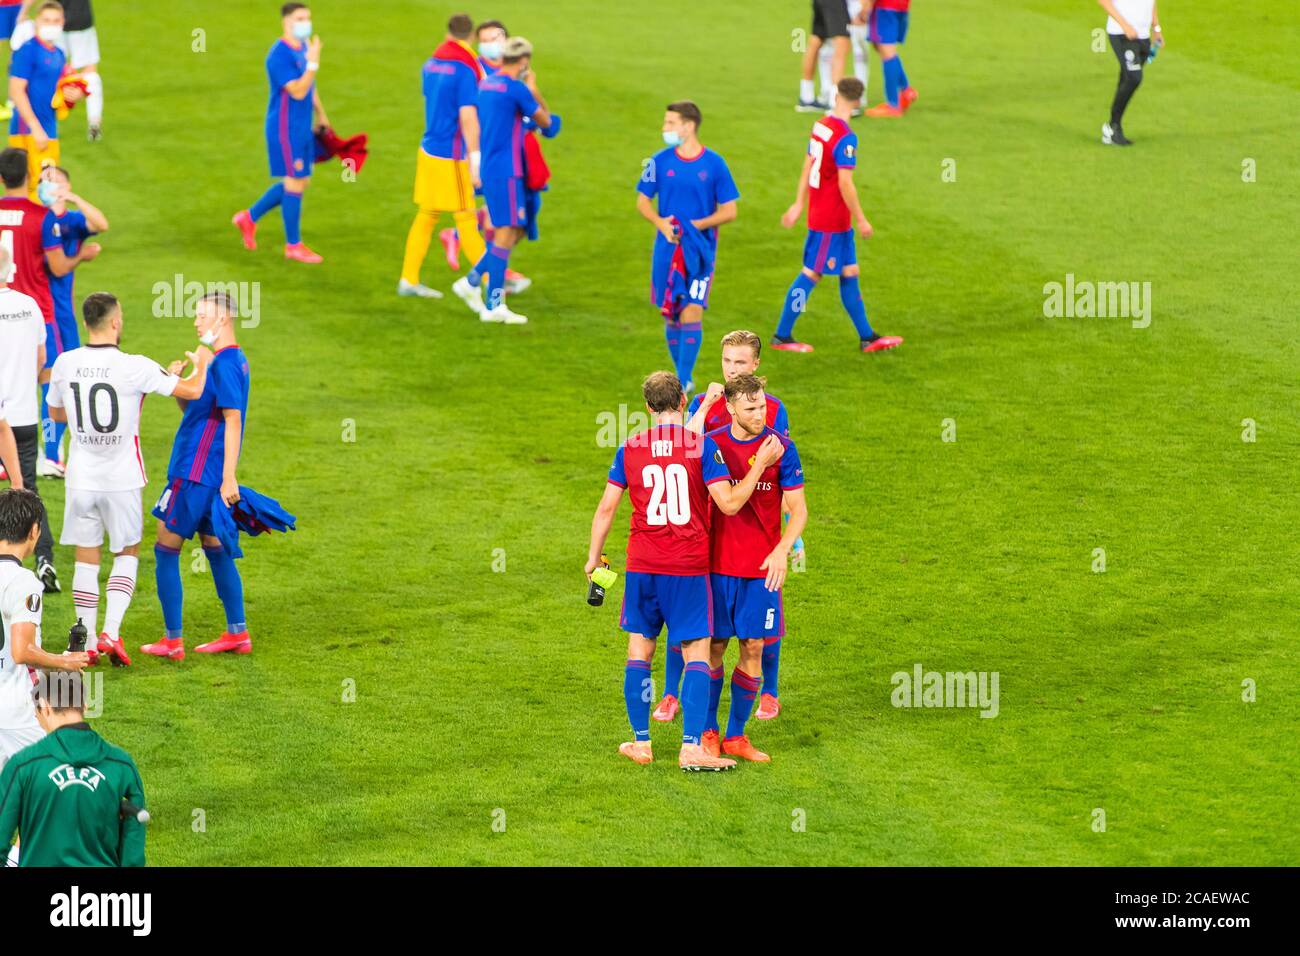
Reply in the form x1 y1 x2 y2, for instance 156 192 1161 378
641 463 690 526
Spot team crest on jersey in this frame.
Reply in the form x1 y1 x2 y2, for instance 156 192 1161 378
698 170 709 181
845 145 855 158
714 449 725 464
827 257 837 269
25 593 40 613
294 158 304 172
48 763 106 792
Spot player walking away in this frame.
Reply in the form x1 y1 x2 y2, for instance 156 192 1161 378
585 371 785 771
0 240 58 593
863 0 917 118
398 13 483 303
653 329 794 721
636 101 739 392
460 36 556 325
232 2 329 264
0 488 88 774
38 164 105 477
7 2 81 201
699 374 807 759
46 293 210 668
776 78 903 354
798 0 851 112
53 0 98 139
143 292 252 661
1099 0 1162 146
818 0 869 112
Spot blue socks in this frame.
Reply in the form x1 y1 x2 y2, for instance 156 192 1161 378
472 244 510 311
839 275 876 340
154 544 183 639
204 546 246 635
777 272 818 339
624 659 652 741
705 666 724 734
40 384 65 462
681 660 712 745
726 669 762 739
883 56 908 107
676 321 703 386
281 190 302 244
250 182 285 221
664 320 680 373
663 643 684 700
762 638 781 699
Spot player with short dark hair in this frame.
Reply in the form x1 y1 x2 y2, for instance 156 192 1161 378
585 371 785 771
636 101 739 392
699 374 806 760
232 2 329 263
143 292 252 660
776 78 903 354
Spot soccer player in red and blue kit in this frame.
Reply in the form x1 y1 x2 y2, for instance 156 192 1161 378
462 36 556 325
775 77 903 354
701 373 807 761
863 0 917 118
635 101 739 392
585 371 785 771
654 329 792 722
142 292 252 661
232 3 329 264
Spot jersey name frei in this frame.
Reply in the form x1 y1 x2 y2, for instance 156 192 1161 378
689 391 790 438
166 346 250 488
0 556 42 730
707 425 805 579
807 116 858 233
607 423 731 575
47 345 179 492
477 73 537 181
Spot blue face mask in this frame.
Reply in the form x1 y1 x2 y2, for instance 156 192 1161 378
37 180 59 206
292 19 312 41
478 41 501 61
662 130 682 147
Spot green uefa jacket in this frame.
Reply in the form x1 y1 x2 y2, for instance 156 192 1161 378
0 723 146 867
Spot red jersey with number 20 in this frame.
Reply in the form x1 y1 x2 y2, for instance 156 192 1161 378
806 115 858 233
607 424 732 575
0 196 55 322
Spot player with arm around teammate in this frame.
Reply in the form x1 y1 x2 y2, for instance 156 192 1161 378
585 371 784 771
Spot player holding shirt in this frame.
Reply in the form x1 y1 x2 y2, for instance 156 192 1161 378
7 3 81 202
38 164 105 475
232 3 329 264
46 293 211 667
863 0 917 117
397 13 483 302
700 374 807 759
775 78 902 355
585 371 785 771
143 292 252 661
636 101 739 392
460 36 556 326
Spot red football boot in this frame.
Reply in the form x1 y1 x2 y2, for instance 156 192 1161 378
899 87 918 112
862 335 904 353
722 735 771 762
439 228 460 270
140 638 184 661
97 633 131 667
701 728 722 758
755 693 781 720
865 102 904 119
194 631 252 654
232 210 257 250
284 242 323 264
771 338 814 353
651 694 679 722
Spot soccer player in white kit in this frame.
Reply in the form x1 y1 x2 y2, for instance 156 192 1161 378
0 487 88 771
45 292 210 666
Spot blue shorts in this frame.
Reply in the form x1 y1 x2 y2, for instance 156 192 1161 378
620 571 713 646
482 175 528 229
711 574 785 641
0 7 19 38
267 130 315 179
152 478 221 540
869 8 909 45
43 314 80 366
803 229 857 276
650 237 713 313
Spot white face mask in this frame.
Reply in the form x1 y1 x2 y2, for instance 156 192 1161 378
292 19 313 40
198 317 222 347
38 24 63 44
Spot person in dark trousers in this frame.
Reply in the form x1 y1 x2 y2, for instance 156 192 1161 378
0 670 146 867
1099 0 1164 146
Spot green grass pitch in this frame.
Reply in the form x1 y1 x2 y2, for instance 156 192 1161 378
29 0 1298 865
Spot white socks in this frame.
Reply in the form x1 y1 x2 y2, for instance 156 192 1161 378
84 71 103 126
799 78 814 102
103 554 138 640
72 561 99 632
